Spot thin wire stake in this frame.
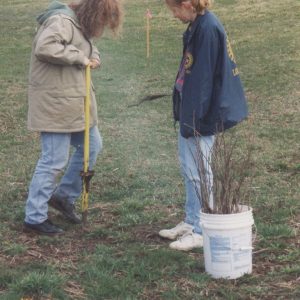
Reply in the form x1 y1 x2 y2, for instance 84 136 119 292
146 9 152 58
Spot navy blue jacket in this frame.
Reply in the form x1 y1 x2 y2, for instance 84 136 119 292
173 11 248 137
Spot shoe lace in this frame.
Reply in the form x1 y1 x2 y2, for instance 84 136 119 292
178 232 193 241
174 221 185 229
62 200 76 211
45 219 54 225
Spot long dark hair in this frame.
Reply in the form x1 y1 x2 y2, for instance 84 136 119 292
69 0 123 38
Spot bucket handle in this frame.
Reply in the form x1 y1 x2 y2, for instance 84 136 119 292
232 246 253 251
252 223 257 244
200 221 254 231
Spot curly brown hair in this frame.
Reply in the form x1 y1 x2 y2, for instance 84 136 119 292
69 0 123 38
166 0 212 14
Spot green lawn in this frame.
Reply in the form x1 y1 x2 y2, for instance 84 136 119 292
0 0 299 299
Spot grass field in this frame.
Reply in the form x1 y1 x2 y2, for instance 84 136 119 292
0 0 299 299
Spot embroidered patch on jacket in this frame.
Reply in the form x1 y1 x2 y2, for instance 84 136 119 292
226 37 239 76
184 52 193 71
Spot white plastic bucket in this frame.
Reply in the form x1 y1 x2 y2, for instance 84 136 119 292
200 205 254 279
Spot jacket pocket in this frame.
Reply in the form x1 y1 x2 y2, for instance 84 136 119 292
50 97 85 127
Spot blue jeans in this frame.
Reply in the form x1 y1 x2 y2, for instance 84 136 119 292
178 133 214 234
25 126 102 224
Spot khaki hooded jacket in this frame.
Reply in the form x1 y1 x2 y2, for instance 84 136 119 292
28 3 100 132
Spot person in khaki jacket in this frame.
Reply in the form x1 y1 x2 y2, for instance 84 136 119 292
24 0 123 235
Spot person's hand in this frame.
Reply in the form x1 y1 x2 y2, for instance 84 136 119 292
89 58 101 69
83 58 101 69
83 57 90 67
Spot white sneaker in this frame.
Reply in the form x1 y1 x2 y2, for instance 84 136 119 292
158 221 193 240
169 232 203 251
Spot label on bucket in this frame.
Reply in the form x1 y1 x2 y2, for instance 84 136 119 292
232 234 252 270
208 230 252 273
210 236 231 264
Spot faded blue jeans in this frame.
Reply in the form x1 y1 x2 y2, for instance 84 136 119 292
178 133 214 234
25 126 102 224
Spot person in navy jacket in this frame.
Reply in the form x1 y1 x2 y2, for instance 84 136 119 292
159 0 248 251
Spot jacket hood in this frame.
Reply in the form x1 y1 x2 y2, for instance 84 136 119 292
37 1 77 25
